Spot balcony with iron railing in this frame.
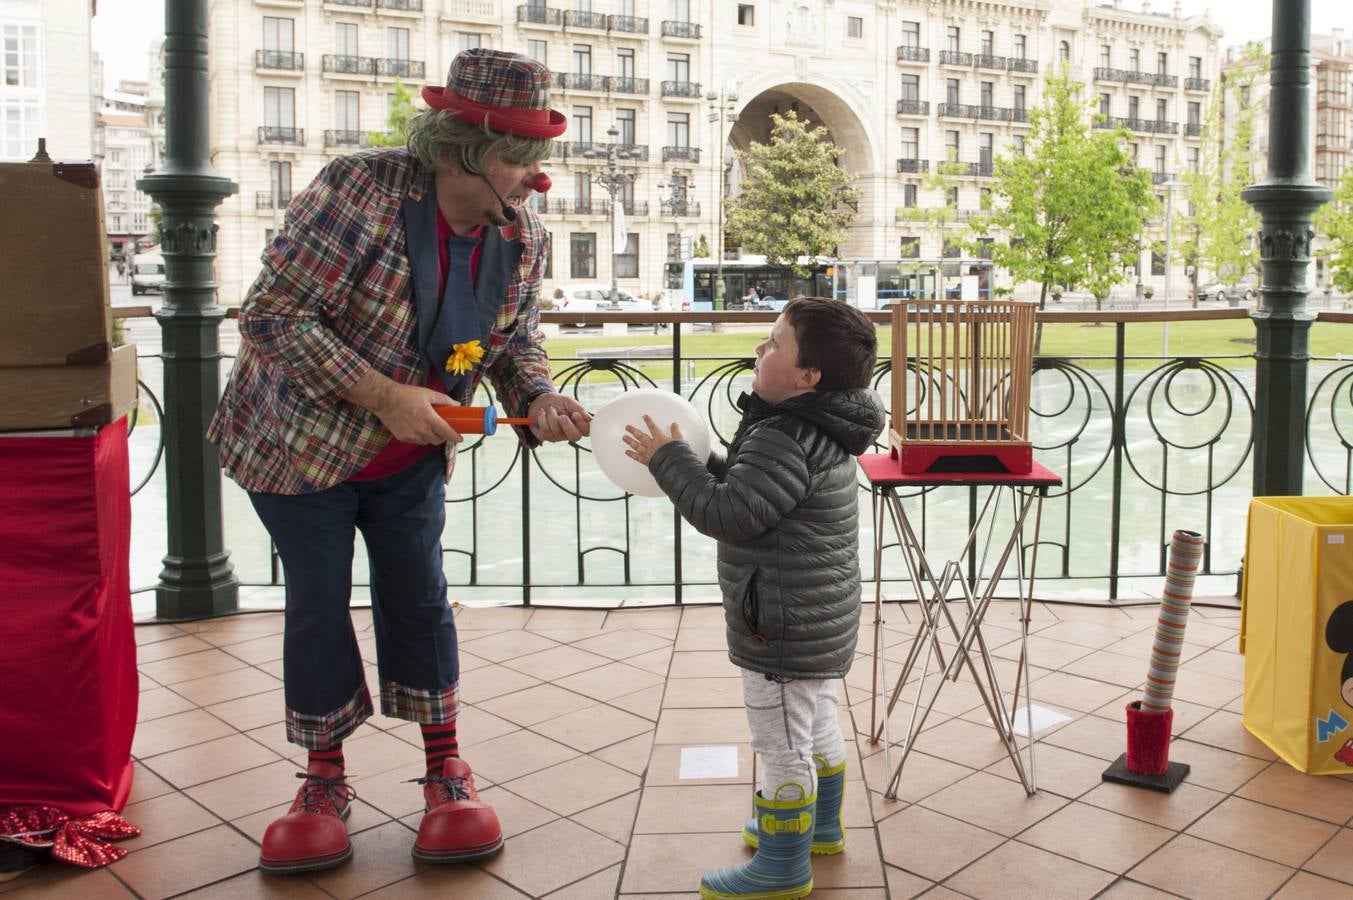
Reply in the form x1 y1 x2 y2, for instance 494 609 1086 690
257 125 304 145
375 0 422 10
939 50 973 66
555 72 607 92
895 158 929 173
550 197 605 216
607 76 649 95
895 45 930 63
444 0 498 17
1185 76 1211 92
1186 121 1204 137
976 53 1007 70
1008 57 1038 73
607 14 647 33
662 145 700 163
895 99 929 116
516 3 560 24
938 102 980 118
323 129 366 149
255 190 292 209
563 9 606 28
659 199 700 216
322 54 375 75
1151 170 1171 184
255 50 304 71
661 80 702 99
376 58 425 78
661 20 701 39
324 0 372 7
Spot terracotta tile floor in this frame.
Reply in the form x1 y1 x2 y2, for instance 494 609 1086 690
6 600 1353 899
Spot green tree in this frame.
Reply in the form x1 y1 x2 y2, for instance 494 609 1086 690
1180 42 1267 291
693 234 712 259
367 79 417 147
1315 167 1353 293
975 68 1157 310
896 159 981 294
724 110 859 278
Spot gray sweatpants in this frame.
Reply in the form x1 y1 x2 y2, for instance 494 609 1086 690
742 669 846 801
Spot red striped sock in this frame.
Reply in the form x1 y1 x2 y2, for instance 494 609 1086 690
308 745 345 774
421 721 459 775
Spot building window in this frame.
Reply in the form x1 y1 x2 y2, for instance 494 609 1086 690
527 39 548 65
1188 101 1201 126
570 233 596 278
737 4 754 26
1151 250 1166 275
616 233 639 277
335 90 359 132
1157 51 1168 74
947 26 960 53
1012 134 1025 156
668 0 690 22
1156 98 1167 122
1013 84 1026 111
945 129 959 161
1059 40 1070 63
945 186 958 208
900 236 920 258
264 86 296 128
848 17 863 39
1189 56 1202 80
270 160 292 204
572 105 592 142
1129 48 1140 72
903 183 917 207
616 108 636 145
1187 146 1199 172
979 132 993 168
617 48 634 79
574 0 592 11
1099 93 1111 117
457 33 482 52
573 171 591 208
1154 144 1166 173
900 126 918 159
901 21 920 48
981 30 994 55
980 187 992 210
667 111 689 147
1100 45 1110 69
667 53 689 83
976 237 993 258
900 73 919 102
573 44 591 75
2 22 40 88
335 22 358 56
618 176 635 211
946 78 959 105
263 17 295 53
1013 34 1026 59
980 81 993 108
1128 95 1140 119
387 27 409 61
943 237 961 257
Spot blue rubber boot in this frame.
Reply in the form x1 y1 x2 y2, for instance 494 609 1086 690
701 785 814 900
742 757 846 855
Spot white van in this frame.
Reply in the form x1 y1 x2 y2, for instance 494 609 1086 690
130 249 165 295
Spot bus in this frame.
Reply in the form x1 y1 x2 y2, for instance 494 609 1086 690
663 256 994 310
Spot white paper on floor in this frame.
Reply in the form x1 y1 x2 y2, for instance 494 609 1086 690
679 745 740 779
988 704 1072 737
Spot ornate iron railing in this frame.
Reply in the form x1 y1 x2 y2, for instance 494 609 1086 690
895 46 930 63
896 99 929 115
121 309 1353 605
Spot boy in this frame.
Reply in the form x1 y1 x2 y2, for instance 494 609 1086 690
623 297 885 900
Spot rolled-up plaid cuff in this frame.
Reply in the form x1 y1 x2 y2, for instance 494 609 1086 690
380 679 460 725
286 683 374 750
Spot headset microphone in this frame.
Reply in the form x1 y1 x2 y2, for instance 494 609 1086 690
480 174 517 223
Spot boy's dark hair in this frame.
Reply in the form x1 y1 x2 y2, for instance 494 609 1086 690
782 296 877 391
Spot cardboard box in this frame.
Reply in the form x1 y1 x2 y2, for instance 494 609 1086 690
1241 496 1353 774
0 159 112 367
0 344 138 431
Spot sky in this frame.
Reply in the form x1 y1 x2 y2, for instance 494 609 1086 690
88 0 1351 94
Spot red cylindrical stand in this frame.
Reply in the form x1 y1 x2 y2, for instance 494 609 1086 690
1125 701 1173 776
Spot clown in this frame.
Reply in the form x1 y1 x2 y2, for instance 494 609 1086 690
208 49 588 872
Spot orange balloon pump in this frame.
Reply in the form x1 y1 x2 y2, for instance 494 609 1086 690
435 406 535 435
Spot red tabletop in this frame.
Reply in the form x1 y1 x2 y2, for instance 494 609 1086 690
858 453 1063 489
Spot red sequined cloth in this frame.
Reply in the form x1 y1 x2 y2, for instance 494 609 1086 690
0 806 140 868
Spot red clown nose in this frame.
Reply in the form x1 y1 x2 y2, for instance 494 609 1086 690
528 172 552 193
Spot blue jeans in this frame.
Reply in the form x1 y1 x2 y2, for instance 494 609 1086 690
249 452 459 750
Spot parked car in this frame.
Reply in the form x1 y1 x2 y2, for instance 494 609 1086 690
550 283 646 325
1198 281 1256 305
130 248 165 295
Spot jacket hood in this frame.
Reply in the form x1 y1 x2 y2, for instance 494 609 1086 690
738 389 886 456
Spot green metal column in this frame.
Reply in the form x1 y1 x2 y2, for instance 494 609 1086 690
137 0 239 619
1242 0 1333 497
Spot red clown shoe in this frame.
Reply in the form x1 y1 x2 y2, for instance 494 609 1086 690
412 757 503 863
258 762 355 874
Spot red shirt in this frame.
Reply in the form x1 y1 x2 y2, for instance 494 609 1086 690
349 213 485 481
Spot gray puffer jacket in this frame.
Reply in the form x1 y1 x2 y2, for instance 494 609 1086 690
649 389 886 679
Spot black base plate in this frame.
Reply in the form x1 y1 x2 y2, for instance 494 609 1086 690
1101 753 1190 793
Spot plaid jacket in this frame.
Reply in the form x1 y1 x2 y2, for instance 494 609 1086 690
207 148 555 495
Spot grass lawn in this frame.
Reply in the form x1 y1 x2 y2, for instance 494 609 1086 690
542 319 1350 381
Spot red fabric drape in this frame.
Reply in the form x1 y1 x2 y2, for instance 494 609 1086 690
0 421 137 814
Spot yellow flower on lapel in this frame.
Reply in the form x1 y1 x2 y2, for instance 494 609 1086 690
445 339 485 376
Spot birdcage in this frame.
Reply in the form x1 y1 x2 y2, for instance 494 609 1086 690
889 298 1038 474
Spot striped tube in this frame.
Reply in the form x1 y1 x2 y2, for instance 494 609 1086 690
1142 530 1205 713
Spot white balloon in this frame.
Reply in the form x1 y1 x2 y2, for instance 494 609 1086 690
590 388 712 497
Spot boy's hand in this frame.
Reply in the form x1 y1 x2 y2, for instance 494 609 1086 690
622 415 685 466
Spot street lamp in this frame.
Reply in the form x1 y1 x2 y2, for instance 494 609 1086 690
706 88 737 308
588 124 635 307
